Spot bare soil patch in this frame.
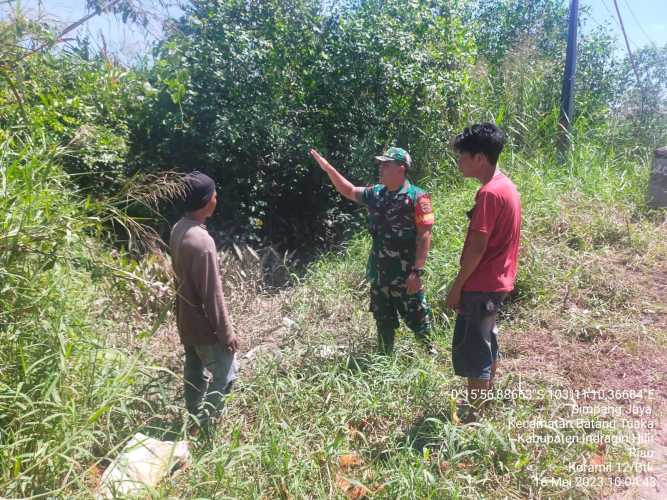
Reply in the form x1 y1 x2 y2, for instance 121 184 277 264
503 256 667 499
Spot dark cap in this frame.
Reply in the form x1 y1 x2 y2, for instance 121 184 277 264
183 171 215 211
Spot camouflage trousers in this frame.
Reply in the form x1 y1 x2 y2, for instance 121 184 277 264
370 283 432 353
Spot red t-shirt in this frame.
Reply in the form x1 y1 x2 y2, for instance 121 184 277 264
462 171 521 292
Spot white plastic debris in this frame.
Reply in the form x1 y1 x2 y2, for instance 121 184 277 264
314 345 346 359
281 317 297 330
96 433 189 499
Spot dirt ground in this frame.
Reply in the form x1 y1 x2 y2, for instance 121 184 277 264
145 229 667 499
503 260 667 500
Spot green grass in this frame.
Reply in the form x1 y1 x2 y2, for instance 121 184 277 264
2 13 665 495
0 136 176 496
159 352 628 498
2 125 665 497
150 136 664 498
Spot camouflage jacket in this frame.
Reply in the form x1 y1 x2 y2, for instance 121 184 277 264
359 181 434 287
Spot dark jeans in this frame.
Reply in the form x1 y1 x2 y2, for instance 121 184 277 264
184 343 238 427
452 292 507 380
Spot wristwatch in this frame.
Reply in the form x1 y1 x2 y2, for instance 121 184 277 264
411 267 424 277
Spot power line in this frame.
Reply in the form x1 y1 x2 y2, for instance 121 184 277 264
600 0 641 50
612 0 642 88
600 0 618 22
585 10 616 36
600 0 619 23
621 0 656 47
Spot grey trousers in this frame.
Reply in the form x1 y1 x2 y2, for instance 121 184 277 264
184 343 239 426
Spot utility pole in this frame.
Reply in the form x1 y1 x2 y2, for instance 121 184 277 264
612 0 645 120
559 0 579 150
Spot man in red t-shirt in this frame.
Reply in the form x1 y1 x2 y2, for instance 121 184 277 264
445 123 521 415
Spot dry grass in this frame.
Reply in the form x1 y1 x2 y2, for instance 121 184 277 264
502 213 667 432
122 243 298 379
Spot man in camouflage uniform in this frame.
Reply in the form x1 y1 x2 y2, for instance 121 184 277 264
309 147 435 354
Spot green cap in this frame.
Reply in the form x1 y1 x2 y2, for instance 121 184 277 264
374 147 412 168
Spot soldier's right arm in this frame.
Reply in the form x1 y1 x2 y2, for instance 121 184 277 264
309 148 365 203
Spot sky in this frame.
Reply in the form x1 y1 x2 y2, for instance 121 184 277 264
0 0 181 61
585 0 666 50
1 0 666 63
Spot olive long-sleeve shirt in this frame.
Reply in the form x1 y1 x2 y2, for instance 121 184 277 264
169 217 233 345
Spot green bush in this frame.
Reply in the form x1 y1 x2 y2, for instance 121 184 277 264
130 0 476 245
1 18 144 195
1 2 665 496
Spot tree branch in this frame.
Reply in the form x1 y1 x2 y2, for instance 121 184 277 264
16 0 125 62
0 66 28 122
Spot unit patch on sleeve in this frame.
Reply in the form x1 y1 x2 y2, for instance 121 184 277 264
415 194 435 226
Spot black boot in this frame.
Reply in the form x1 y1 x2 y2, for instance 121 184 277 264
377 326 395 354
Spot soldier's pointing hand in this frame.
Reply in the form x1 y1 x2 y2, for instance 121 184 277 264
309 149 331 172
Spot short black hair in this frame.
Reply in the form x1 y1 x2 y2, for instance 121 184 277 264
452 123 506 166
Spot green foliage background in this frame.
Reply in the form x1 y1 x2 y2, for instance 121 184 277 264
128 0 665 246
3 1 664 248
1 0 666 495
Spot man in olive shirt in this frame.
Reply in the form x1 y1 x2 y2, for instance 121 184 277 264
170 172 239 430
